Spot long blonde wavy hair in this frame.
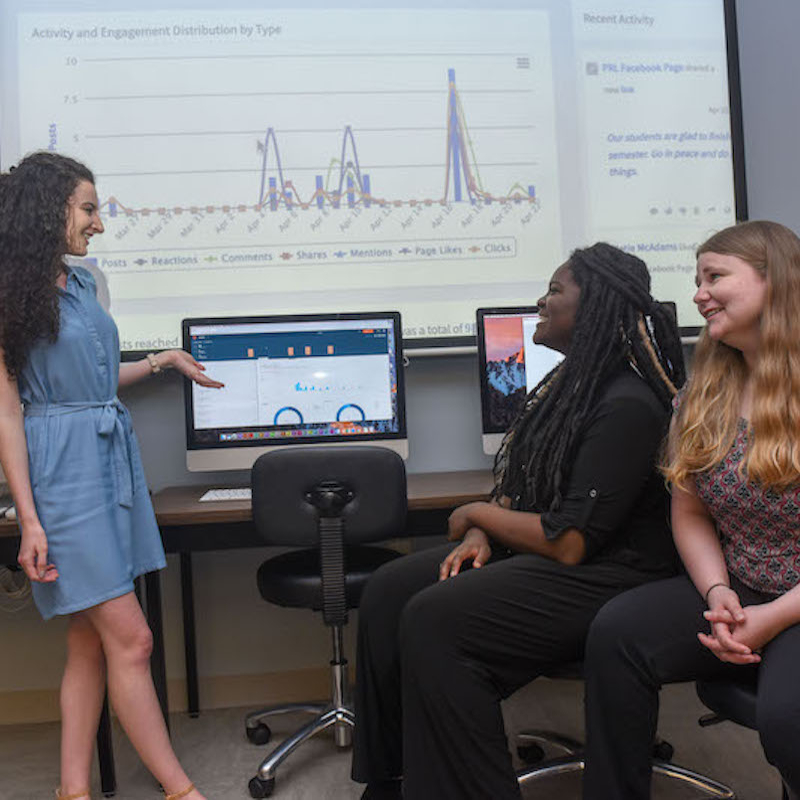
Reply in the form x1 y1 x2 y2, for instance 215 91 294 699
665 220 800 491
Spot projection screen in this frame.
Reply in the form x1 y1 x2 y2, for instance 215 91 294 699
0 0 745 351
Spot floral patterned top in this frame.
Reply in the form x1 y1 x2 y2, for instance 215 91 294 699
694 420 800 595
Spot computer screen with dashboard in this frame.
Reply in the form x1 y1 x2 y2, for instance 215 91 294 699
183 312 407 470
476 306 564 455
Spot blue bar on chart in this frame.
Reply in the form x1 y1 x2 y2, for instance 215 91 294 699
363 174 371 208
447 68 462 203
315 175 324 209
347 177 355 208
528 185 536 200
269 177 278 211
108 201 117 218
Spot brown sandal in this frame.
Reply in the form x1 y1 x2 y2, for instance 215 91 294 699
164 785 195 800
56 790 90 800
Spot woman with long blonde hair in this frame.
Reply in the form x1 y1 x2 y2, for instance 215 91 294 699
583 220 800 798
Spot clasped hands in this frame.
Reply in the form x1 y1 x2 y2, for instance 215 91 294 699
699 585 779 664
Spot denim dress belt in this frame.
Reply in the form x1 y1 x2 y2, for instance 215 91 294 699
24 398 135 508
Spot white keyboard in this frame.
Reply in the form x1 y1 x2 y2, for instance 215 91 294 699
199 487 252 503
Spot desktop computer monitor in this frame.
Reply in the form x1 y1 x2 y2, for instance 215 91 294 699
476 306 564 456
183 312 407 471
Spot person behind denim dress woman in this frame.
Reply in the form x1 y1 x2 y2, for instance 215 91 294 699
583 220 800 799
0 152 223 800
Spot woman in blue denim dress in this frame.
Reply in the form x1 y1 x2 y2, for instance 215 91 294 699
0 152 222 800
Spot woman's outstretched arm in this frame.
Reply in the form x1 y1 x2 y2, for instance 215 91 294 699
118 349 224 389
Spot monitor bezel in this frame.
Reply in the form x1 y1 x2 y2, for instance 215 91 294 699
181 310 407 457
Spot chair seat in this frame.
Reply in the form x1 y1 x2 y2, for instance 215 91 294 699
257 545 401 610
696 674 759 730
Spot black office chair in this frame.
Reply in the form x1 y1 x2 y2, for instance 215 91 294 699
244 446 407 799
515 664 735 798
697 674 796 800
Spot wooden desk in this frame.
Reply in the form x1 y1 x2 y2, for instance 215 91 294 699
150 470 493 718
154 469 493 525
1 470 493 746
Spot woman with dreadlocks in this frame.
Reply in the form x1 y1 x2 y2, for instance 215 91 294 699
351 242 685 800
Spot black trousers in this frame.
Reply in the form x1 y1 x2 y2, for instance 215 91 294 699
351 544 662 800
583 574 800 799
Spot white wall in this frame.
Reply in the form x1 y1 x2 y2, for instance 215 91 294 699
734 0 800 231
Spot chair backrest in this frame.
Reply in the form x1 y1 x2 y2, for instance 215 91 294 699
251 446 407 546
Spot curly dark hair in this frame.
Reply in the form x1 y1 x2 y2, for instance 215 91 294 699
0 151 95 379
495 242 686 513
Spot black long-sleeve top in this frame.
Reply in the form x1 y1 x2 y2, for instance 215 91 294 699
527 367 677 574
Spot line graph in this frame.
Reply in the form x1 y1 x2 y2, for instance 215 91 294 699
99 70 539 217
15 8 565 348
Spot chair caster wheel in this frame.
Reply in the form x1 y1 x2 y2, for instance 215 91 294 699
652 740 674 762
517 742 546 764
246 722 272 745
248 776 275 798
